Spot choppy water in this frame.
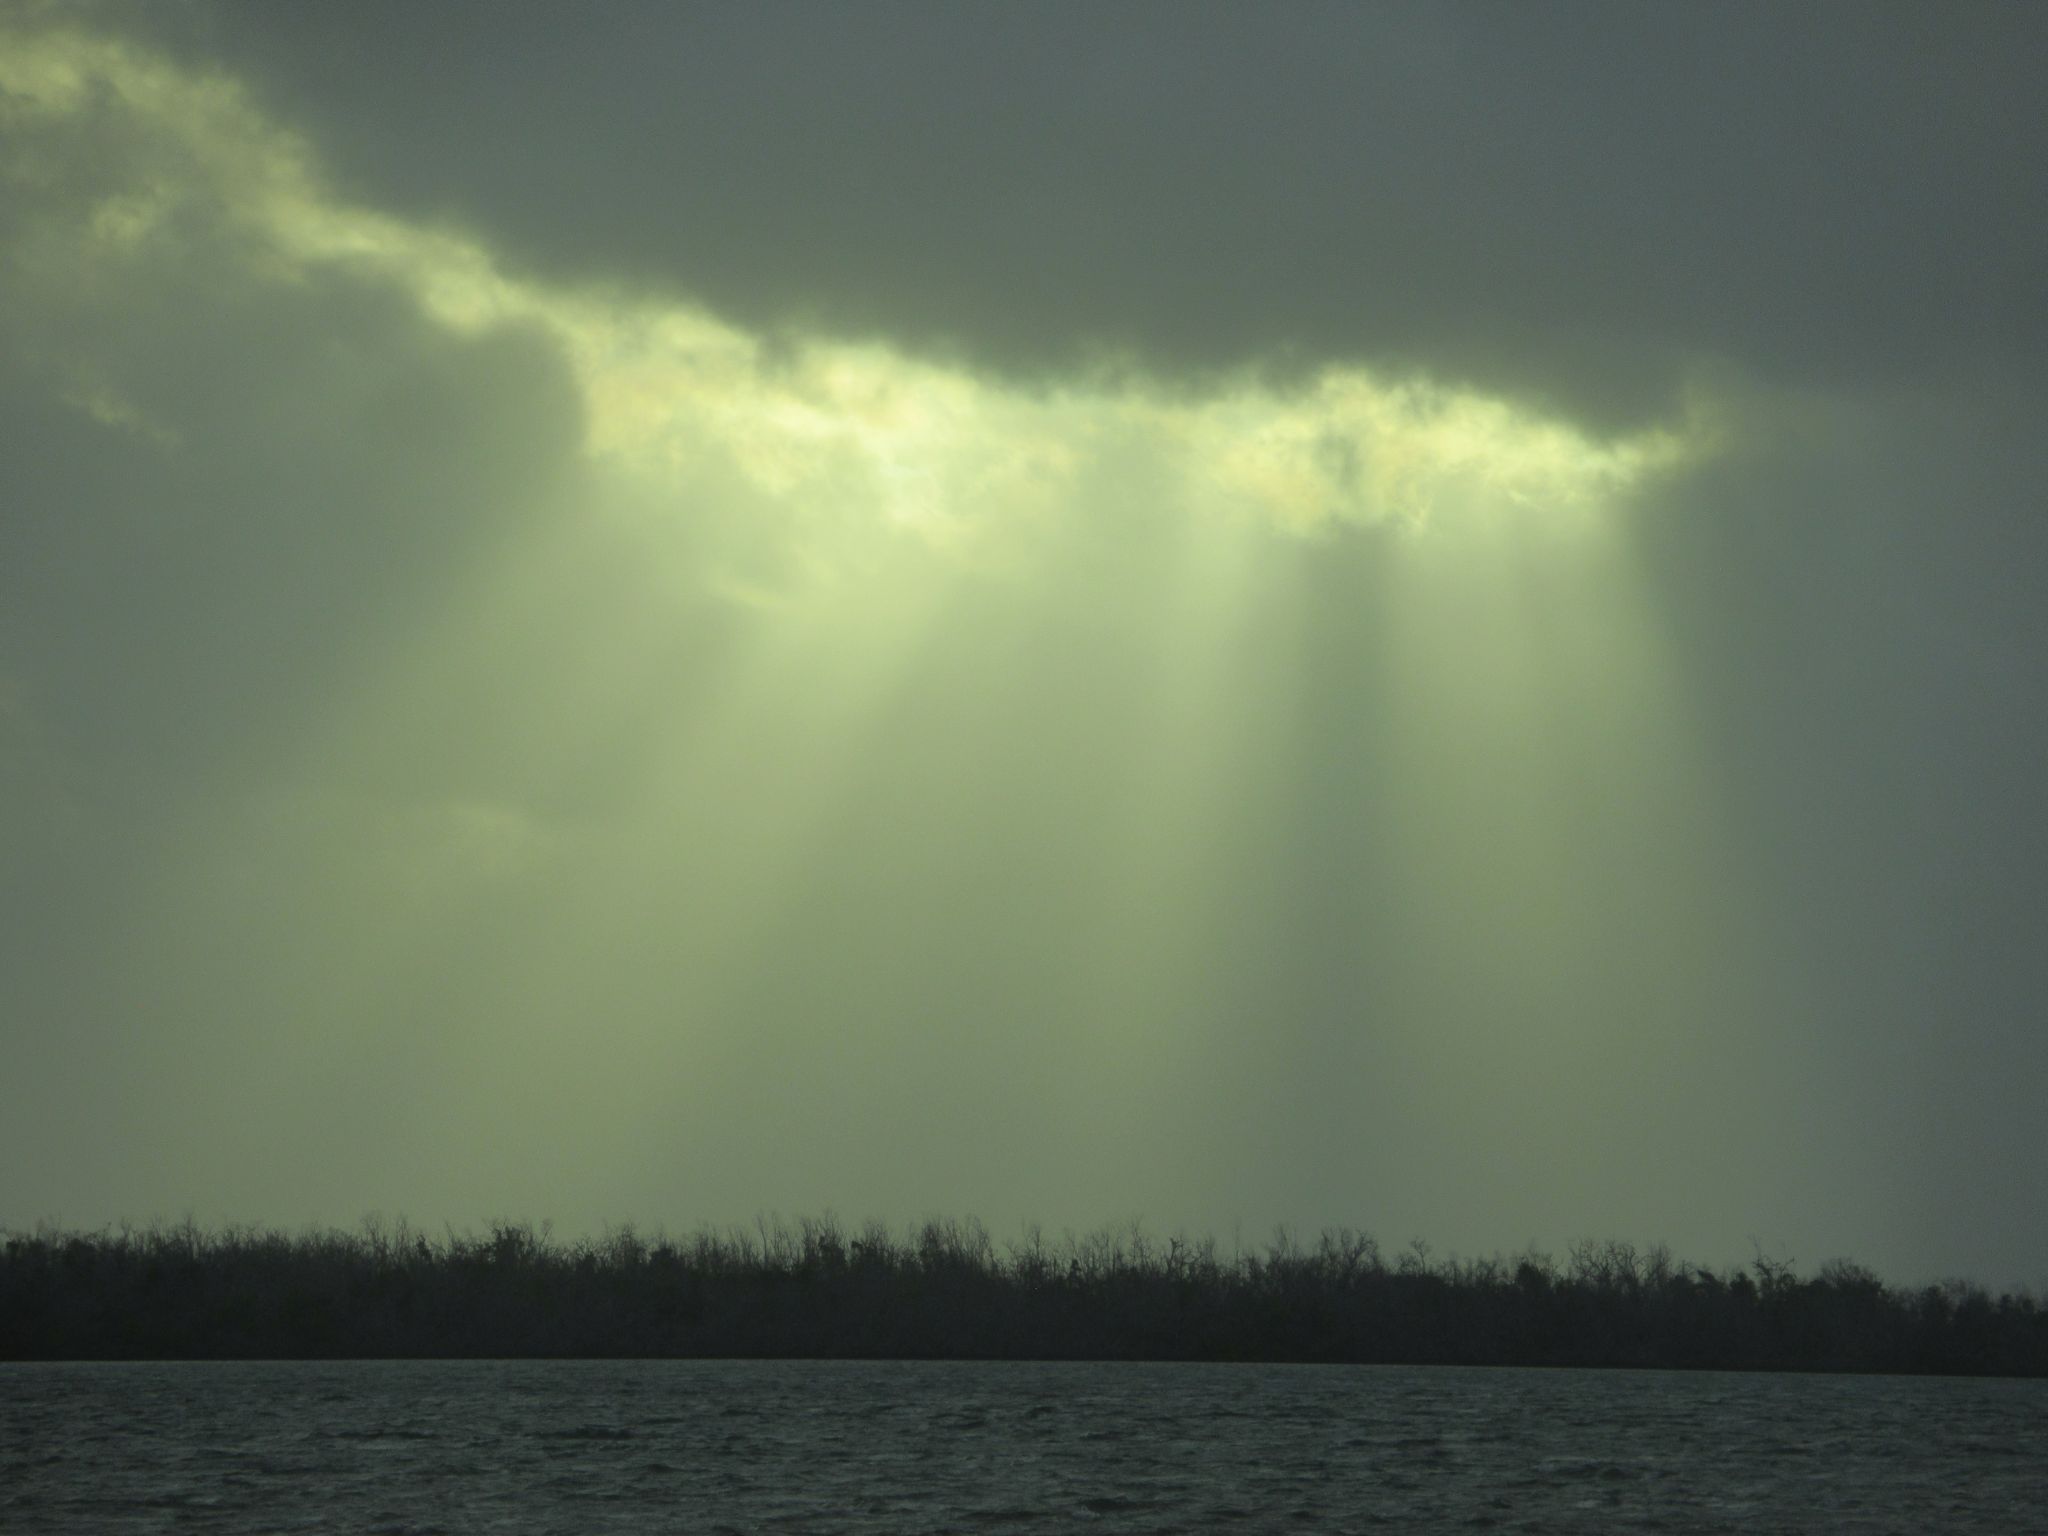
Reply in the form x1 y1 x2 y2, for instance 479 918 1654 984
3 1359 2044 1533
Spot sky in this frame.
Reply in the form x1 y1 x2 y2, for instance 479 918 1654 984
3 0 2045 1287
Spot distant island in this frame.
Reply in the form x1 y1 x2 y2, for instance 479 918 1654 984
4 1217 2041 1375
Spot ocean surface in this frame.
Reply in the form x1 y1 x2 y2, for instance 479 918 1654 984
3 1359 2043 1533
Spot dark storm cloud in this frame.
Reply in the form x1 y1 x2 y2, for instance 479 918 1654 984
7 4 2048 1284
124 0 2048 433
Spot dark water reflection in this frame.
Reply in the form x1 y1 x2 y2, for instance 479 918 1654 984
5 1359 2043 1532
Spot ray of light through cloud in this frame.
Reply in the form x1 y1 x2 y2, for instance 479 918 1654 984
7 11 1977 1279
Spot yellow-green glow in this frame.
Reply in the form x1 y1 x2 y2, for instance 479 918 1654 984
3 17 1812 1268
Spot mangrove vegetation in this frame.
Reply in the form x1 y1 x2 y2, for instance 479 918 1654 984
3 1217 2042 1375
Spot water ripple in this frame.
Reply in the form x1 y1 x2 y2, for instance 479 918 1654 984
2 1360 2043 1533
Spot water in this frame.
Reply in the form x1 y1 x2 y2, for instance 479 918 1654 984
3 1359 2043 1533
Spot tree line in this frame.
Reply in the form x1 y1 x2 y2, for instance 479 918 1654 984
3 1216 2041 1374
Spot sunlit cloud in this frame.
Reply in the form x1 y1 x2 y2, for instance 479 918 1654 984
0 20 1702 601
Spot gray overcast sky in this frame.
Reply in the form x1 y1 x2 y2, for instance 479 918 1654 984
3 1 2045 1286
